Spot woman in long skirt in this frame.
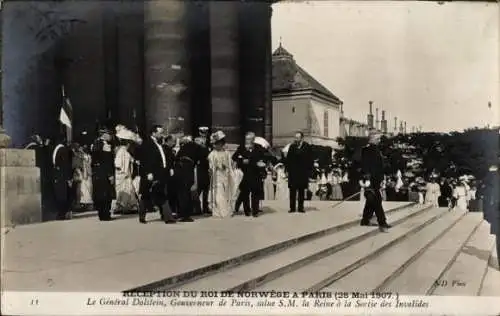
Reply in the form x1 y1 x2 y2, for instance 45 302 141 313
208 131 238 218
274 163 288 201
114 139 139 213
263 167 275 200
331 170 344 201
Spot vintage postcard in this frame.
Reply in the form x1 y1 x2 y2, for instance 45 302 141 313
0 0 499 315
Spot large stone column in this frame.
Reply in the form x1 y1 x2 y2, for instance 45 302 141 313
144 0 190 134
210 1 240 145
186 1 211 134
238 2 264 138
115 1 144 130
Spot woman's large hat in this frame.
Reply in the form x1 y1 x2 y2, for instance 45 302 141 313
116 126 141 143
211 130 226 143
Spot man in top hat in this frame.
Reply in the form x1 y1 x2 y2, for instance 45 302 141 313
195 126 211 215
360 129 391 232
91 127 115 221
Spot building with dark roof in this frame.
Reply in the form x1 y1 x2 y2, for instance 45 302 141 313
272 44 343 148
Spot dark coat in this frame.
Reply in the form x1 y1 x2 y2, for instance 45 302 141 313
232 144 268 192
139 137 168 196
91 139 115 202
285 141 312 189
51 143 74 204
196 144 210 188
174 141 200 188
361 144 385 188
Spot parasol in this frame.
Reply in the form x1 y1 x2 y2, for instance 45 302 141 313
254 136 270 149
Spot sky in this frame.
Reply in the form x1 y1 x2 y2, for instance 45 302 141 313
271 1 499 132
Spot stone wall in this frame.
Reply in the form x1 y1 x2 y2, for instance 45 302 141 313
0 149 41 227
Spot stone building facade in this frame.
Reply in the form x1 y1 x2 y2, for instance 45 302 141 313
271 45 343 148
1 0 273 147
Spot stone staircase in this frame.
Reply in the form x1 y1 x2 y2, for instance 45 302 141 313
126 204 499 296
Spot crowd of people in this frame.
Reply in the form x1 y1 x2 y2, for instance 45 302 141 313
25 123 489 233
26 125 332 224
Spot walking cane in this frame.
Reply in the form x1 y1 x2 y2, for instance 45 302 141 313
330 191 361 210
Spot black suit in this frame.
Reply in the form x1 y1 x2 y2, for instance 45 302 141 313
91 139 115 220
232 144 267 216
196 143 210 214
163 144 178 215
139 137 173 222
174 141 200 220
51 143 74 220
360 144 388 226
285 141 312 212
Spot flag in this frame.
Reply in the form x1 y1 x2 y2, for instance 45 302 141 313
59 85 72 128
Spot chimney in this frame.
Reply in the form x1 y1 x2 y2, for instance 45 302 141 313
367 101 374 128
394 117 398 133
340 102 344 116
399 121 404 134
381 110 387 133
375 108 379 130
404 121 407 134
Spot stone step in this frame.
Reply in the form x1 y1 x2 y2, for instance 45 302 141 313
256 207 445 292
479 239 500 296
381 212 483 295
126 202 417 291
322 209 465 293
432 220 495 296
176 205 431 291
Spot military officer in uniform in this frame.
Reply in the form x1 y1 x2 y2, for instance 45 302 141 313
360 129 392 232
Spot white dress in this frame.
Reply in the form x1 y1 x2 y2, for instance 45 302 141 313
114 146 138 212
432 183 441 207
208 150 238 218
275 168 288 201
263 171 275 200
74 152 93 205
425 183 434 205
454 186 468 211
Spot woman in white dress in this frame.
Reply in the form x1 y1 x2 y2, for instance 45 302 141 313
208 131 238 218
74 144 93 207
114 136 139 213
331 170 344 201
274 163 288 201
263 167 275 200
425 178 435 205
432 180 441 207
453 181 468 211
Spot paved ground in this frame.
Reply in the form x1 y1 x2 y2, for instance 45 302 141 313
1 201 409 292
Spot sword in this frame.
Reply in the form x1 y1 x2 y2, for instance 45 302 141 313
331 191 361 209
